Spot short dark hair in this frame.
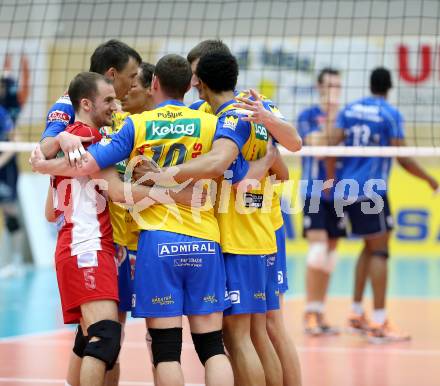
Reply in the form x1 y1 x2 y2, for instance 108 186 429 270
196 52 238 93
68 72 112 112
139 62 155 89
187 39 232 64
370 67 392 95
317 67 340 84
154 54 192 99
89 39 142 74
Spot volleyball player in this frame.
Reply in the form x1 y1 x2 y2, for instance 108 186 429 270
297 68 345 336
187 39 303 386
334 67 438 342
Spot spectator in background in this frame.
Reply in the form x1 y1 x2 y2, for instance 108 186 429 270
0 54 29 278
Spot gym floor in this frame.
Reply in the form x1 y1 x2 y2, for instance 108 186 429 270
1 256 439 385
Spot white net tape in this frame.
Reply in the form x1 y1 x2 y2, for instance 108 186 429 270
1 141 439 158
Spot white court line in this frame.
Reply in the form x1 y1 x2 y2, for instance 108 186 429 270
2 336 439 357
0 379 202 385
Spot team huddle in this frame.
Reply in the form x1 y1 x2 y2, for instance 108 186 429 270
31 40 302 386
29 38 438 386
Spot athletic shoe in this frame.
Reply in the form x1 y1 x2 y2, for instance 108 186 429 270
304 311 339 336
347 312 370 335
304 311 322 336
367 320 411 344
317 313 340 335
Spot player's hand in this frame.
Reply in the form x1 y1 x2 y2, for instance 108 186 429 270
234 88 272 125
29 144 46 172
171 184 207 208
133 159 160 186
428 177 439 193
57 131 94 168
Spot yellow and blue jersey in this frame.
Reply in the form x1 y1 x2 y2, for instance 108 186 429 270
212 99 277 254
190 93 286 236
88 100 221 243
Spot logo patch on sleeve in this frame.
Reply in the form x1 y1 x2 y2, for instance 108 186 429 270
223 115 238 130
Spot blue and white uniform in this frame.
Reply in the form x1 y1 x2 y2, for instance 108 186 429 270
336 96 405 236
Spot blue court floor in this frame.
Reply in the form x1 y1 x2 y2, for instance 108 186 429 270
1 256 440 338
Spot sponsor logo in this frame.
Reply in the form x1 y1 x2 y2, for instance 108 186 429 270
255 123 268 140
157 111 183 119
173 257 203 268
131 294 136 308
229 290 240 304
158 241 216 257
224 290 230 301
47 110 70 123
243 192 264 208
266 254 276 267
152 294 174 306
223 115 238 130
203 295 218 304
146 119 200 139
254 291 266 301
278 270 284 285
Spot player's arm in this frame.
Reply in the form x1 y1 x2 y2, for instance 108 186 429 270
44 183 56 222
234 89 302 152
93 167 206 207
32 118 135 177
172 138 240 183
30 145 99 176
391 138 438 191
40 101 92 160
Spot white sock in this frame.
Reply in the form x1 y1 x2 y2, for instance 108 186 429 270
372 309 386 325
306 301 324 313
351 302 364 316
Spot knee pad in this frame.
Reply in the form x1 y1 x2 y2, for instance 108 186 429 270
371 250 389 260
191 330 225 366
148 327 182 367
72 325 89 358
83 320 121 370
5 214 20 233
307 242 329 272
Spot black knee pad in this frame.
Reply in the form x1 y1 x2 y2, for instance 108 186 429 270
5 214 20 233
72 325 89 358
148 327 182 367
83 320 121 370
191 330 225 366
371 250 389 260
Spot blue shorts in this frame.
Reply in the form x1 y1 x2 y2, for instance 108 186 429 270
275 225 288 294
224 253 280 316
115 244 136 312
344 194 393 236
303 196 347 239
132 230 228 318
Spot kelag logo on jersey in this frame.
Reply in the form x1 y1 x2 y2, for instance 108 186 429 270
146 119 201 140
254 123 268 141
157 241 216 257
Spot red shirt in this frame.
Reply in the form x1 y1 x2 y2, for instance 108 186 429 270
52 122 113 260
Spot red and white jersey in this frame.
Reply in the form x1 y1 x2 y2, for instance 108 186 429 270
52 121 113 259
